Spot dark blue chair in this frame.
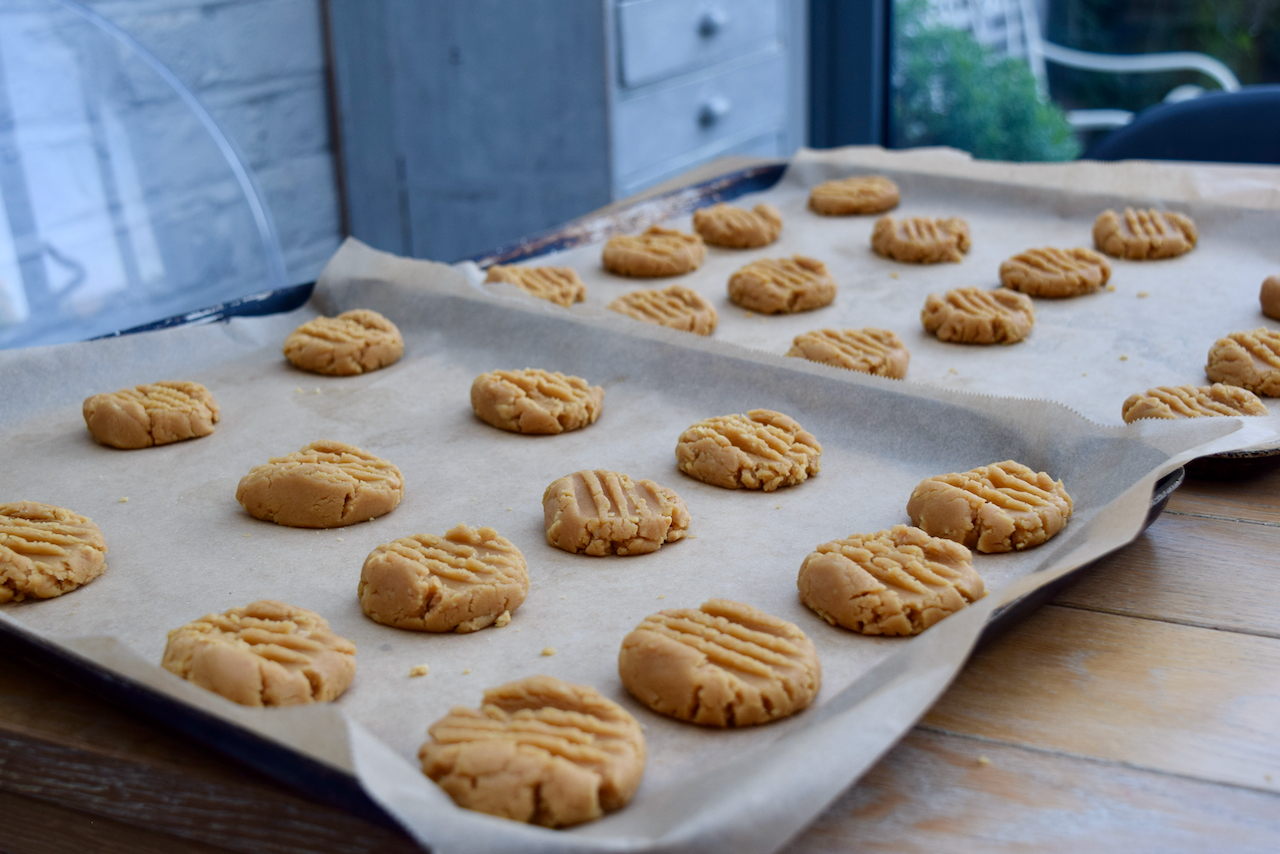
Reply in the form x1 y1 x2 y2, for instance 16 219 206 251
1085 85 1280 164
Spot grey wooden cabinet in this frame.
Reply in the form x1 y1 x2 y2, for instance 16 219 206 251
325 0 806 262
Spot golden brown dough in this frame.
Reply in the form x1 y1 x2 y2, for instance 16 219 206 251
692 203 782 248
607 284 718 335
1205 328 1280 396
83 381 219 449
0 501 107 603
1092 208 1197 260
1122 383 1268 422
470 368 603 434
921 287 1035 344
676 409 821 491
727 256 837 314
808 175 900 215
1261 276 1280 320
543 470 689 556
283 309 403 376
484 265 587 307
235 440 404 528
786 328 909 379
798 525 984 636
602 226 705 277
419 675 646 828
872 215 970 263
999 247 1112 298
618 599 821 727
907 460 1072 553
161 600 356 707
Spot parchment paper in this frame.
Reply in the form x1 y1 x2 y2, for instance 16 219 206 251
2 157 1278 853
480 147 1280 437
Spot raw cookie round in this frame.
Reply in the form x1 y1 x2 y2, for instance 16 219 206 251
543 470 689 556
470 368 603 434
83 381 220 450
999 247 1112 298
1205 328 1280 396
483 265 587 307
726 256 837 314
1093 207 1197 260
161 599 356 707
797 525 985 636
1122 383 1268 423
922 286 1035 345
235 440 404 528
675 409 821 491
283 309 403 376
1261 275 1280 320
872 215 970 263
358 524 528 632
808 175 900 215
692 203 782 248
607 284 718 335
0 501 107 603
618 599 821 727
419 675 646 828
602 226 705 277
786 328 909 379
907 460 1073 554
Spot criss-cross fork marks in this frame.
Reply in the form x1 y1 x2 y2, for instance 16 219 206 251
1093 207 1197 259
1123 383 1268 422
485 265 585 307
787 327 909 377
608 285 717 334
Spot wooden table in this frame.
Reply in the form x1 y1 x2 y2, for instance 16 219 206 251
5 159 1280 852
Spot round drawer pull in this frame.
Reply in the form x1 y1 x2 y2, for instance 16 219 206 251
698 96 732 127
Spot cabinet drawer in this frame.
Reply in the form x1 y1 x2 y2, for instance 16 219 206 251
613 52 786 180
616 0 778 88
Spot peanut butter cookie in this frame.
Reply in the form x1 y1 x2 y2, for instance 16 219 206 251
235 440 404 528
922 287 1035 344
798 525 984 636
83 380 219 450
543 469 689 556
1205 328 1280 396
1122 383 1268 422
786 328 909 379
618 599 821 727
470 368 603 434
358 524 527 632
675 409 821 491
907 460 1073 553
999 247 1112 298
726 256 837 314
419 675 646 828
1261 276 1280 320
692 203 782 248
1093 207 1197 260
607 284 718 335
602 226 705 277
872 215 970 263
283 309 403 376
161 600 356 707
483 265 587 307
808 175 900 215
0 501 107 603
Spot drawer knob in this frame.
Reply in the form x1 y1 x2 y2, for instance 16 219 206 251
698 9 729 38
698 96 732 126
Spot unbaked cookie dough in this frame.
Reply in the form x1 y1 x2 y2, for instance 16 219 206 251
1093 207 1197 260
608 284 718 335
358 524 528 632
872 215 970 263
726 256 837 314
419 675 646 828
797 525 985 636
808 175 900 215
786 328 909 379
0 501 107 603
470 368 603 434
161 599 356 707
484 265 587 307
999 247 1111 298
83 381 219 450
1205 328 1280 396
602 226 705 277
1122 383 1268 422
675 409 821 491
543 469 689 556
235 440 404 528
1261 275 1280 320
692 202 782 248
617 599 821 727
922 287 1035 344
283 309 403 376
907 460 1073 553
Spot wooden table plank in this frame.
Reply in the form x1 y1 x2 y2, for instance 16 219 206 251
922 604 1280 793
1167 462 1280 523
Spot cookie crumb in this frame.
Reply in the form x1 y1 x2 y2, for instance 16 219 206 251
688 534 698 539
494 611 512 628
657 595 665 599
541 647 556 656
314 388 321 394
506 507 512 512
1137 291 1150 298
410 664 429 678
1119 355 1129 361
296 387 303 394
776 504 782 510
1106 284 1116 292
1082 372 1088 377
1266 774 1273 782
948 367 958 375
462 669 471 674
890 272 899 279
242 533 251 538
119 497 128 503
977 755 991 766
